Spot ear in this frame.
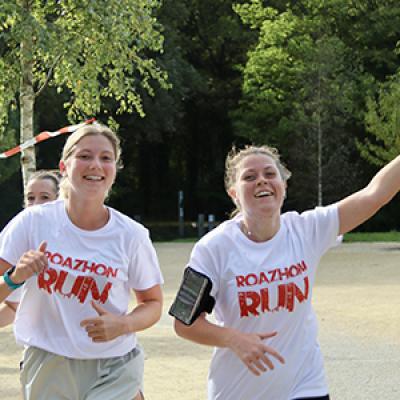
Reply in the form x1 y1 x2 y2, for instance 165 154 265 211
227 187 237 202
227 187 240 207
283 181 288 199
59 160 66 175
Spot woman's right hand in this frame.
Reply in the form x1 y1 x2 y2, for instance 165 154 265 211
11 241 48 284
226 329 285 376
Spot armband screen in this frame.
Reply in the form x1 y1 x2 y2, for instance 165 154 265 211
168 267 215 326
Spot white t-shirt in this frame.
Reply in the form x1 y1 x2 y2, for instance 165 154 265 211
0 227 22 304
0 200 163 359
189 205 339 400
4 287 21 303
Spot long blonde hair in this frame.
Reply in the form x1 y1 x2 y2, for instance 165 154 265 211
59 124 122 199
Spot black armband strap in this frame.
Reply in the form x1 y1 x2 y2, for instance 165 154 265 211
168 266 215 326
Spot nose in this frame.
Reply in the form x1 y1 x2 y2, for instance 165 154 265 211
256 174 267 185
89 156 102 169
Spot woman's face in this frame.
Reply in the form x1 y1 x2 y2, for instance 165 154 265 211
59 134 117 201
25 178 58 207
228 153 286 218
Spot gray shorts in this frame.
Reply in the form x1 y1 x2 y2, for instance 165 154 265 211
20 345 144 400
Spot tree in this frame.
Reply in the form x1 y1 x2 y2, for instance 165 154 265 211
0 0 167 187
110 0 255 222
233 0 376 208
359 73 400 166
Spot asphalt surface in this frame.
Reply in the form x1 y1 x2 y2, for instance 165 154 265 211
1 242 399 399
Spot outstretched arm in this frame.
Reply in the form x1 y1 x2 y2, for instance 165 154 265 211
174 314 284 376
338 155 400 235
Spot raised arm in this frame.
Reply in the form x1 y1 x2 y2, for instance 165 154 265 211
338 155 400 235
174 314 284 376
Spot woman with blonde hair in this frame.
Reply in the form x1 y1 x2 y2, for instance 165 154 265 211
0 124 163 400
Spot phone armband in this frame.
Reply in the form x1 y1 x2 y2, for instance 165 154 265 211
168 266 215 326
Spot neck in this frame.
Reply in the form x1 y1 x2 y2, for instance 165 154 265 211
64 197 109 231
241 214 280 243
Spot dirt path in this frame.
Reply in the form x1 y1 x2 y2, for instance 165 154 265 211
1 242 399 399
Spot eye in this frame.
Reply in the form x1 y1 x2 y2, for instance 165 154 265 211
243 175 255 181
102 155 114 162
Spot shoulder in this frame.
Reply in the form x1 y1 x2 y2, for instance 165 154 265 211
26 200 66 225
197 218 235 245
28 199 62 214
282 204 338 227
282 205 339 251
6 199 59 225
192 218 237 257
108 207 149 239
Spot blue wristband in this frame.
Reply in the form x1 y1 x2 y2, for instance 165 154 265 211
3 266 25 290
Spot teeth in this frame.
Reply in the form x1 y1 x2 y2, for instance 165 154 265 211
85 176 103 181
255 191 272 197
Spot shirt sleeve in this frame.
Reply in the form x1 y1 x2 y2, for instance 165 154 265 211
5 287 21 303
299 204 340 258
188 240 220 299
127 231 164 290
0 210 32 266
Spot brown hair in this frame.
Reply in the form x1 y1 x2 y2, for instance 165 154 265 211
59 123 122 199
224 145 291 215
24 170 61 208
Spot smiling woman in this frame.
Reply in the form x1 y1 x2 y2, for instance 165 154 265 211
226 148 290 243
0 123 163 400
171 144 400 400
59 125 121 200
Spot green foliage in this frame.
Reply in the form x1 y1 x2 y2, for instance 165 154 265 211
359 74 400 165
0 110 19 184
2 0 400 235
109 0 255 221
0 0 167 131
232 0 400 208
344 231 400 242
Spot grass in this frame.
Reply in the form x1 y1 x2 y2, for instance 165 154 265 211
144 220 400 243
156 232 400 243
343 231 400 242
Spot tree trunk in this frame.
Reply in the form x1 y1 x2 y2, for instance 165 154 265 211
19 25 36 189
317 66 323 207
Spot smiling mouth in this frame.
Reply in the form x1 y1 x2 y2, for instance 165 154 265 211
84 175 104 181
255 191 273 198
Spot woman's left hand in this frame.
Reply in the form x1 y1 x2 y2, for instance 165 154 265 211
80 301 127 342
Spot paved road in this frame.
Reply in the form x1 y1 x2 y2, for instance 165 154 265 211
1 242 399 399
